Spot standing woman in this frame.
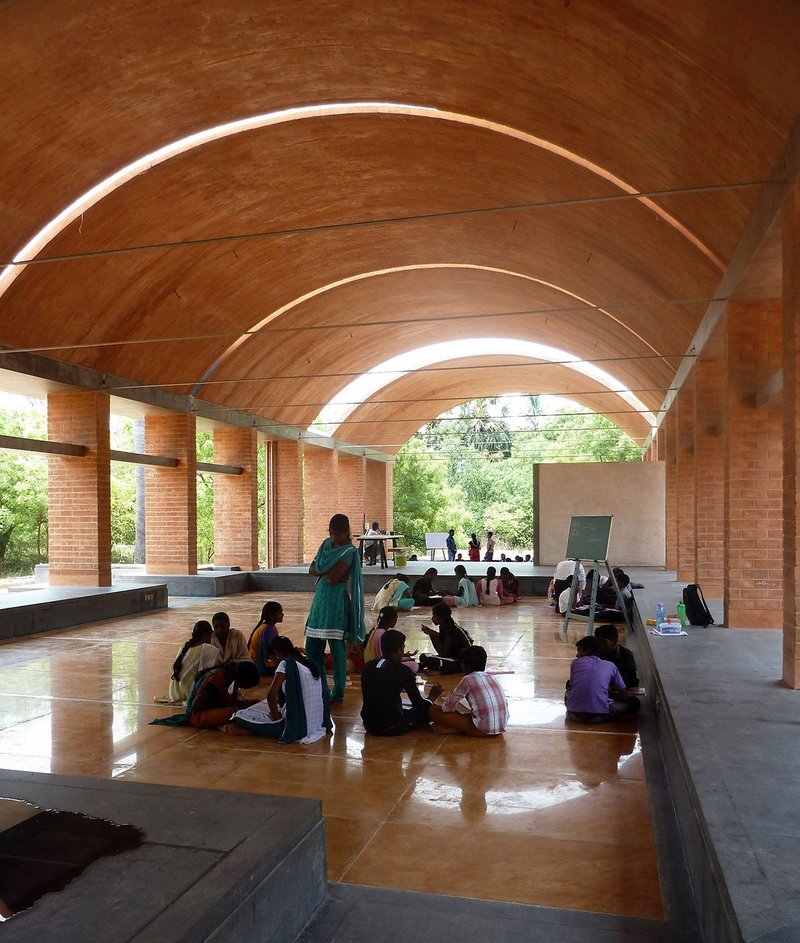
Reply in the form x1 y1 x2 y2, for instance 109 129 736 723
468 533 481 562
305 513 365 703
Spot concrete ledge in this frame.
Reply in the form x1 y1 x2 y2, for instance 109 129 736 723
632 576 800 943
117 571 252 597
0 584 168 640
297 882 665 943
0 770 327 943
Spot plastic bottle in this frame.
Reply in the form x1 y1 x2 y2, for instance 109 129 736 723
676 601 687 628
655 602 665 625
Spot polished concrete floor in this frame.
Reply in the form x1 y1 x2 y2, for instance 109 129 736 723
0 593 662 920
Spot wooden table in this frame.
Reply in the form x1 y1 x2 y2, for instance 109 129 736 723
355 533 405 569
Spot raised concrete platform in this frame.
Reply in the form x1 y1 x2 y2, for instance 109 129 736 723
631 574 799 943
0 583 167 640
298 883 666 943
255 563 554 597
0 769 326 943
35 561 556 598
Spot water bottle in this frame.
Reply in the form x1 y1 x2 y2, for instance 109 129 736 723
676 601 687 628
655 602 665 625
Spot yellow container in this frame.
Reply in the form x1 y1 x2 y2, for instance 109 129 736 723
394 553 407 567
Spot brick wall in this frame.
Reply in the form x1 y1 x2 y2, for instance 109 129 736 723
676 376 696 582
694 356 725 595
724 301 782 628
266 439 304 566
385 462 394 530
338 453 366 534
365 459 389 526
47 391 111 586
144 413 197 574
664 410 677 571
213 426 258 570
303 446 339 560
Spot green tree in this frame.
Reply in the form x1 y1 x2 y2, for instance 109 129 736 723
197 432 215 564
0 406 48 575
392 438 462 552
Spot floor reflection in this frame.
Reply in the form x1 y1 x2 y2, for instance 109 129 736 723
0 592 661 918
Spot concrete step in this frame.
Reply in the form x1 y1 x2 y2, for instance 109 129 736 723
295 884 666 943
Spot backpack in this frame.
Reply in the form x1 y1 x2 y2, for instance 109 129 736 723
682 583 714 627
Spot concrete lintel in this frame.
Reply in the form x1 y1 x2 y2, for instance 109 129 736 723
0 348 396 464
196 461 244 475
0 433 86 457
110 449 179 468
751 369 784 409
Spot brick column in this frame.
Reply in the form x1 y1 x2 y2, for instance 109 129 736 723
676 375 696 583
213 426 258 570
266 439 304 567
783 183 800 686
47 391 111 586
144 413 197 574
694 356 725 596
663 410 677 572
365 459 390 527
724 301 782 628
338 453 366 533
385 462 394 530
303 446 339 560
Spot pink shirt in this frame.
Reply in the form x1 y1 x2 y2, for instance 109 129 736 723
443 671 509 735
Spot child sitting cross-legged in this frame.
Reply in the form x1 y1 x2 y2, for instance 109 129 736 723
427 646 509 737
565 636 640 724
361 629 442 737
418 602 473 674
363 606 419 672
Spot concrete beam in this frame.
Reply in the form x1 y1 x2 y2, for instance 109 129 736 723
0 348 395 463
196 461 244 476
0 433 86 457
110 449 179 468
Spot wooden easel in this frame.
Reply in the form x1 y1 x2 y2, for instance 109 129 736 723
562 557 633 636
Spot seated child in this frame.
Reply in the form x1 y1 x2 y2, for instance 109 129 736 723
155 619 219 705
557 575 574 613
229 636 332 744
247 601 284 676
594 623 639 688
388 574 415 610
361 629 441 736
477 566 513 606
442 564 479 608
412 568 442 605
428 645 509 737
363 606 419 672
419 602 473 674
499 566 520 601
188 661 260 728
565 636 640 724
211 611 252 662
372 576 400 612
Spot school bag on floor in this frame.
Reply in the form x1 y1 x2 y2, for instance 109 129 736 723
682 583 714 627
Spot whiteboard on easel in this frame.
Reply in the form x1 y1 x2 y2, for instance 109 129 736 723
425 532 449 551
565 515 613 561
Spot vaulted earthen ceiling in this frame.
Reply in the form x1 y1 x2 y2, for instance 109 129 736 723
2 0 799 447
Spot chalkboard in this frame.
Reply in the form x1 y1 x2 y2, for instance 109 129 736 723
425 532 450 551
565 515 613 561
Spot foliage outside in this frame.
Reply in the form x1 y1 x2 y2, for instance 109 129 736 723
393 398 642 556
0 404 267 576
